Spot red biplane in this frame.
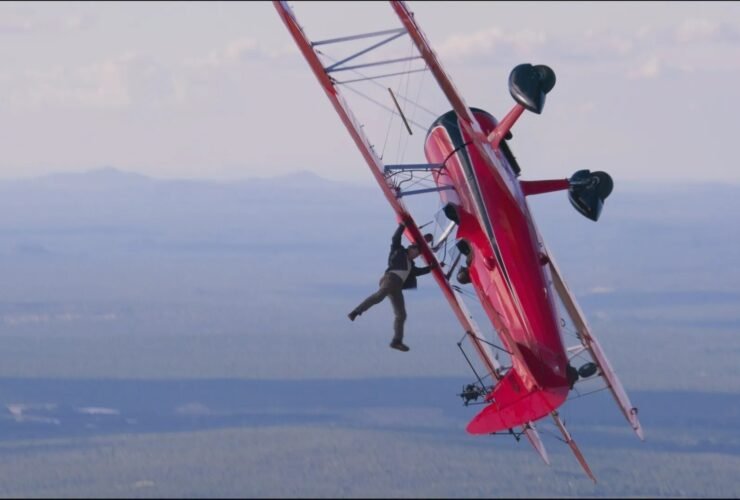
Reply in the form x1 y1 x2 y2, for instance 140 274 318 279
275 1 644 481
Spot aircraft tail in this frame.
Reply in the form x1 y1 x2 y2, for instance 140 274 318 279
466 369 567 434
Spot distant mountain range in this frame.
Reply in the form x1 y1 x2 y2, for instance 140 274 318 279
1 167 736 287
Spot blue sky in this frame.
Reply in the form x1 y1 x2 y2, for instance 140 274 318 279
1 1 739 183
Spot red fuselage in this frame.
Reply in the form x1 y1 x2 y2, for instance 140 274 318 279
425 109 570 416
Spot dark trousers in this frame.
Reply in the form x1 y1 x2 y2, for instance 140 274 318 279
353 272 406 343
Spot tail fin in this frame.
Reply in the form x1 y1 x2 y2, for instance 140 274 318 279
466 369 567 435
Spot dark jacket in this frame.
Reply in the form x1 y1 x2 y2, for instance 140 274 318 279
385 224 432 290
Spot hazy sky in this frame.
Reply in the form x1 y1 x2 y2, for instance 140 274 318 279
2 1 740 183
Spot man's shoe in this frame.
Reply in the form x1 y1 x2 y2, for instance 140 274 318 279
390 341 410 352
348 310 359 321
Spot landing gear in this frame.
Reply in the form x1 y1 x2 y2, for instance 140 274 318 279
520 170 613 222
509 63 556 114
505 64 612 222
568 170 613 222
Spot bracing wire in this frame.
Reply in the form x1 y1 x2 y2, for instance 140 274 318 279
315 48 435 129
340 85 428 133
394 39 414 165
380 93 396 159
321 48 440 119
398 38 418 165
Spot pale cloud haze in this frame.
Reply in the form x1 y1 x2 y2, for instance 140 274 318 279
1 1 739 183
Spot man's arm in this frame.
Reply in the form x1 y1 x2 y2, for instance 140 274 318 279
412 264 433 277
391 223 405 249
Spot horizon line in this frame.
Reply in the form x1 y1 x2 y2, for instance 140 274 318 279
0 166 737 188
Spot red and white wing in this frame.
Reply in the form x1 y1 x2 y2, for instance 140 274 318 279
546 249 645 440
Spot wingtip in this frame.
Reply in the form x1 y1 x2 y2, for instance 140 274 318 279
523 425 550 465
580 457 598 483
636 427 645 441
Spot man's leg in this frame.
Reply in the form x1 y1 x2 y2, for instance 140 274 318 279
349 274 393 320
387 280 409 351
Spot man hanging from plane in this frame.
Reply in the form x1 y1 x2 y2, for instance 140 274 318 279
348 222 433 352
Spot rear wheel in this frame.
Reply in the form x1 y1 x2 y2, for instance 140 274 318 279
457 267 471 285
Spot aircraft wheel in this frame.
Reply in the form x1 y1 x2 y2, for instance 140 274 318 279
457 266 471 284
